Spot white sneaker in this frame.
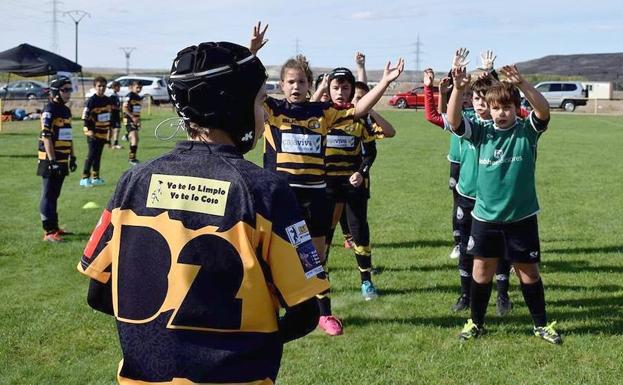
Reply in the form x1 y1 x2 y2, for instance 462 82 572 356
449 245 460 259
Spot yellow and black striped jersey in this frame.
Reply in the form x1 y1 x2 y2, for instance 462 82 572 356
123 92 142 127
109 92 122 128
82 94 112 140
78 141 329 385
325 113 376 178
38 100 72 168
263 97 355 188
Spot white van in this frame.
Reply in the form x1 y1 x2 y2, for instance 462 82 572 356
534 81 588 112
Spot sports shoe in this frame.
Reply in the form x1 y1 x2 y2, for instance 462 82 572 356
534 322 562 345
43 231 63 242
129 159 140 166
56 228 73 235
361 280 379 301
90 178 105 186
452 294 470 312
449 244 460 259
112 144 123 149
496 295 513 316
79 178 93 187
318 315 343 336
344 238 354 249
458 319 485 341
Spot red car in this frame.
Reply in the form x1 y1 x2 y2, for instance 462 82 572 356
388 86 439 109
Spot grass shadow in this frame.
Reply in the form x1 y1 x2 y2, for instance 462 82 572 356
545 245 623 255
542 259 623 273
0 154 36 158
373 239 454 248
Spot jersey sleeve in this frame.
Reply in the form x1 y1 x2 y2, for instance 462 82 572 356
82 97 94 132
528 110 549 134
256 180 329 307
77 205 114 283
424 85 444 128
322 104 356 135
40 105 53 136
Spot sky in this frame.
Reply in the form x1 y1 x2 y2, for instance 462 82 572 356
1 0 622 74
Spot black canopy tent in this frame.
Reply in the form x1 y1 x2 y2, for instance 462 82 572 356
0 43 81 77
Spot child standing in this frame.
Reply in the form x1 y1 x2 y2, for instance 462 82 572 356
37 77 77 241
447 64 562 344
80 76 112 186
123 80 142 165
109 80 123 149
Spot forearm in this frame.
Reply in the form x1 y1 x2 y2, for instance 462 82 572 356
278 297 320 343
354 79 389 119
43 137 55 160
518 80 549 120
446 88 464 132
439 91 448 114
310 86 324 102
357 64 367 83
424 85 444 128
369 110 395 137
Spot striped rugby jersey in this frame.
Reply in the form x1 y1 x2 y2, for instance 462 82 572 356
82 94 113 140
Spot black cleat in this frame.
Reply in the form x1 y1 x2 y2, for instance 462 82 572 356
452 294 470 312
496 295 513 316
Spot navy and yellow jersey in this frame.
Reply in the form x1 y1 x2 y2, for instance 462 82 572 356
123 92 142 127
370 116 387 140
38 100 72 169
325 113 376 180
263 97 355 188
78 141 329 385
82 94 113 140
109 92 121 129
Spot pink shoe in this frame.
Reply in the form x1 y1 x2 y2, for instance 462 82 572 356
318 315 343 336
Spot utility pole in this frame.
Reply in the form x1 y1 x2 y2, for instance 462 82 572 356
51 0 60 53
413 34 423 81
120 47 136 75
294 38 301 55
64 10 90 63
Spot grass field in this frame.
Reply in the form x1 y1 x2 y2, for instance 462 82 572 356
1 107 622 385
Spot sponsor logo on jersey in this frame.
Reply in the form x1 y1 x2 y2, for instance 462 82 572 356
42 111 52 119
58 128 73 140
308 118 321 130
146 174 230 216
529 251 539 259
281 133 322 154
285 220 311 246
494 149 503 159
467 236 475 250
479 155 523 165
97 112 111 122
295 241 324 279
326 135 355 148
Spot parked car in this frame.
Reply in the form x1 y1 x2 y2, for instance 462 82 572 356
0 80 49 100
533 81 588 112
389 86 439 109
85 76 169 104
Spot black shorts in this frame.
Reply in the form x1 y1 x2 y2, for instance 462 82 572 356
126 123 140 133
467 215 541 263
449 162 460 190
291 186 331 238
326 177 370 202
456 194 475 243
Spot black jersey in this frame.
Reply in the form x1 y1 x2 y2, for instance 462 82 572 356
123 92 142 127
109 92 121 129
78 141 329 385
37 100 72 174
325 113 377 180
263 97 355 188
82 94 113 140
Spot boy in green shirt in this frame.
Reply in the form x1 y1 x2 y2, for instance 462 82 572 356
446 64 562 345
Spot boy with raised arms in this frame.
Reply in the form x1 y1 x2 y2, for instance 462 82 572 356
446 64 562 344
78 41 329 385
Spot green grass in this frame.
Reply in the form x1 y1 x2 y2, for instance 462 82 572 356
1 108 622 384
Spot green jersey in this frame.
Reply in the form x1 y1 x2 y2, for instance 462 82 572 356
444 109 483 200
459 112 548 223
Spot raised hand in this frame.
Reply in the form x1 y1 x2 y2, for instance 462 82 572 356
500 65 525 85
439 76 452 94
423 68 434 87
451 67 471 90
355 52 366 67
249 21 269 55
382 58 405 84
479 50 497 71
452 48 470 69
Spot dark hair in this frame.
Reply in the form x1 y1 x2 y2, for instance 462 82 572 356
111 80 121 88
355 81 369 93
470 77 495 98
280 54 313 87
485 82 521 109
93 76 107 86
130 80 141 86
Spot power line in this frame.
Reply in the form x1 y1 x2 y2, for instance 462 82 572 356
120 47 137 75
413 34 423 81
51 0 61 52
64 10 90 63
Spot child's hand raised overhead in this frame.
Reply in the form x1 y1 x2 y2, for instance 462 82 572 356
500 65 525 86
479 50 497 71
249 21 268 55
451 67 471 90
423 68 434 87
355 52 366 67
452 48 470 69
381 58 405 84
439 77 452 94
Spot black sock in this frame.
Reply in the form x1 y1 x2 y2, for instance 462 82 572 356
460 275 472 298
113 139 118 146
496 274 510 299
470 280 493 327
355 253 372 283
129 145 138 160
316 293 331 316
520 279 547 327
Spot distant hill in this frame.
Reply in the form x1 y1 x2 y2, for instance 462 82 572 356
515 53 623 88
